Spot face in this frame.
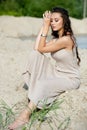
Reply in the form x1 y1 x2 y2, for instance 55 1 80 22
50 12 64 32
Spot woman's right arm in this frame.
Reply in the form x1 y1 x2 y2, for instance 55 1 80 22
33 26 43 50
34 11 53 50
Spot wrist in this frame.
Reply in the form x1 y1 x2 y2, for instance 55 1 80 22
42 25 49 36
41 33 47 37
43 24 49 28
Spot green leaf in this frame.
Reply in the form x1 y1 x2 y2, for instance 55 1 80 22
0 113 3 125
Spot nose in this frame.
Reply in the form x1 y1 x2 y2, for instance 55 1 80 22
51 20 56 26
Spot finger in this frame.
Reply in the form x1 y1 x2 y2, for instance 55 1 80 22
43 14 44 18
43 13 46 18
43 10 51 19
44 11 48 16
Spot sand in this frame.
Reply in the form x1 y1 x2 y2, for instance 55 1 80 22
0 16 87 130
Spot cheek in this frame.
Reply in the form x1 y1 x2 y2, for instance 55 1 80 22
58 20 63 27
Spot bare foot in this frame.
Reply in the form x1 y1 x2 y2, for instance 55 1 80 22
8 109 30 130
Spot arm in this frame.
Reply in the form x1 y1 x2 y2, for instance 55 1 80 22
34 25 52 50
37 11 51 52
34 26 43 50
34 11 51 50
38 36 72 53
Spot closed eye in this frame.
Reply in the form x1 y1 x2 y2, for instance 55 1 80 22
50 18 59 23
55 20 58 22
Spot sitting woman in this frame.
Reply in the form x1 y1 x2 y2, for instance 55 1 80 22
8 7 80 130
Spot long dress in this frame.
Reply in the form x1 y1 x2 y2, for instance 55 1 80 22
22 46 80 109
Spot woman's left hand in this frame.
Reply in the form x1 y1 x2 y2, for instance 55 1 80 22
43 10 51 27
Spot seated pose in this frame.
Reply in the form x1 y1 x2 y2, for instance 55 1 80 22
8 7 81 130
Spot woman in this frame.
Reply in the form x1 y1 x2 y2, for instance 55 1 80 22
8 7 80 129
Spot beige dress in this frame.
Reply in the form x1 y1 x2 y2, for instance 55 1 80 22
23 47 80 109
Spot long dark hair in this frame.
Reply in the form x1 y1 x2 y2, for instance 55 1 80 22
51 7 81 65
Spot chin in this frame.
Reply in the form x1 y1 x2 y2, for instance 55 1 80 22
52 28 58 31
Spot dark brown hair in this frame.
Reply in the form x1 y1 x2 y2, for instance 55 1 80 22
51 7 81 65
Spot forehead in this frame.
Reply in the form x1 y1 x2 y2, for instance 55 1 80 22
51 12 62 19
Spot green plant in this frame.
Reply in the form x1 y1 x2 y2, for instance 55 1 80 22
0 0 84 18
21 99 70 130
0 99 15 130
0 98 70 130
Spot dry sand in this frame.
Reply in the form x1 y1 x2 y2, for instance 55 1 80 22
0 16 87 130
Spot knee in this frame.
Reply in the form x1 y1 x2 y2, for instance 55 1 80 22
30 50 42 58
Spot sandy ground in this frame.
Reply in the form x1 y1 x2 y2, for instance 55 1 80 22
0 16 87 130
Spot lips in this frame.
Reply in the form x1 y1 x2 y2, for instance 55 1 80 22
52 26 56 29
52 26 57 30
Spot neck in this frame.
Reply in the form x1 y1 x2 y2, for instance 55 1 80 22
58 28 64 38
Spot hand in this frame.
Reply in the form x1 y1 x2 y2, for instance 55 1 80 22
43 10 51 27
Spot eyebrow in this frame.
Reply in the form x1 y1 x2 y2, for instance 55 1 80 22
50 17 59 20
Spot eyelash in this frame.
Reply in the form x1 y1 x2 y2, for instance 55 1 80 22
50 20 58 22
55 20 58 22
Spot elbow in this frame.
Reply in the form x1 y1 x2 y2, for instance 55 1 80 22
37 47 44 53
37 48 42 53
34 47 38 51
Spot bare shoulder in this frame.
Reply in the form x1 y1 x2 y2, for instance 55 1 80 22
60 36 74 48
61 36 73 42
